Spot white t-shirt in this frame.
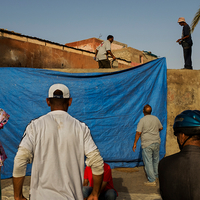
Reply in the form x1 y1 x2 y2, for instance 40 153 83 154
96 40 111 60
20 110 97 200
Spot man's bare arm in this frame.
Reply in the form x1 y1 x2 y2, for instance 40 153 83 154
13 177 27 200
87 174 104 200
133 131 142 152
176 35 190 43
159 127 163 132
83 179 89 186
85 149 104 200
94 50 98 57
100 181 107 193
107 50 116 60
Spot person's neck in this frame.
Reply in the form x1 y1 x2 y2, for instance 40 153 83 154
51 107 68 112
184 140 200 148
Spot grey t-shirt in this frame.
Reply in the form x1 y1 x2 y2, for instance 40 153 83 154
136 115 163 149
96 40 111 61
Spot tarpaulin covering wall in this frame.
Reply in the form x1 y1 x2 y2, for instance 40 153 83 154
0 57 167 179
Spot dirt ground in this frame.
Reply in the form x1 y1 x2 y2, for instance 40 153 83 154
1 166 160 195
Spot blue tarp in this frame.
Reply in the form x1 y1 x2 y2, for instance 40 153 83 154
0 57 167 179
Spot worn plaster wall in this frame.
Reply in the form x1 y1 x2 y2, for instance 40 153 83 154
112 47 157 67
166 69 200 155
0 36 130 69
65 38 101 52
66 38 127 52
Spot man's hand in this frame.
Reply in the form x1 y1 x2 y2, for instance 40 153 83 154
112 56 116 61
86 194 98 200
86 173 103 200
132 144 137 152
15 195 27 200
133 131 141 152
83 179 89 187
176 39 182 44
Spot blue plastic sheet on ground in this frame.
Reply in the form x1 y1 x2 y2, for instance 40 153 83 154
0 57 167 179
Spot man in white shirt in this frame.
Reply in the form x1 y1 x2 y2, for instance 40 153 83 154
13 83 104 200
94 35 116 68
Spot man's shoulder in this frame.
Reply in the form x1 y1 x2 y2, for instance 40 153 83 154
141 115 158 121
104 40 111 46
29 112 57 124
183 24 191 32
159 152 181 169
147 115 161 122
27 113 48 126
149 114 159 119
137 116 146 125
139 115 146 121
184 24 190 28
31 111 86 126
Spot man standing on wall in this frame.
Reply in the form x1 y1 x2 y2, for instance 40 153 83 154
176 17 193 69
12 83 104 200
94 35 116 69
132 104 163 186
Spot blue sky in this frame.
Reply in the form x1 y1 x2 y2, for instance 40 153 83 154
1 0 200 69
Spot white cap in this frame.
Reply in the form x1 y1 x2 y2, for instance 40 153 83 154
48 84 70 98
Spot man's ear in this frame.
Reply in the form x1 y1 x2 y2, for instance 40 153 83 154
46 98 51 107
68 98 72 107
177 133 188 145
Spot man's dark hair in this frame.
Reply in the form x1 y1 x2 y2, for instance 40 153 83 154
143 104 152 114
107 35 114 40
49 90 70 106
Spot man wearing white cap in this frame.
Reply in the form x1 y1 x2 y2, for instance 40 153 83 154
13 84 104 200
176 17 193 69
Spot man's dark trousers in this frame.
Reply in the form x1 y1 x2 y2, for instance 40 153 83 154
98 59 111 68
183 46 192 69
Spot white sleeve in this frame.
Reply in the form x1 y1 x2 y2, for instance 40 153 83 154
83 124 104 175
19 121 35 153
85 149 104 175
84 125 97 155
13 146 33 177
